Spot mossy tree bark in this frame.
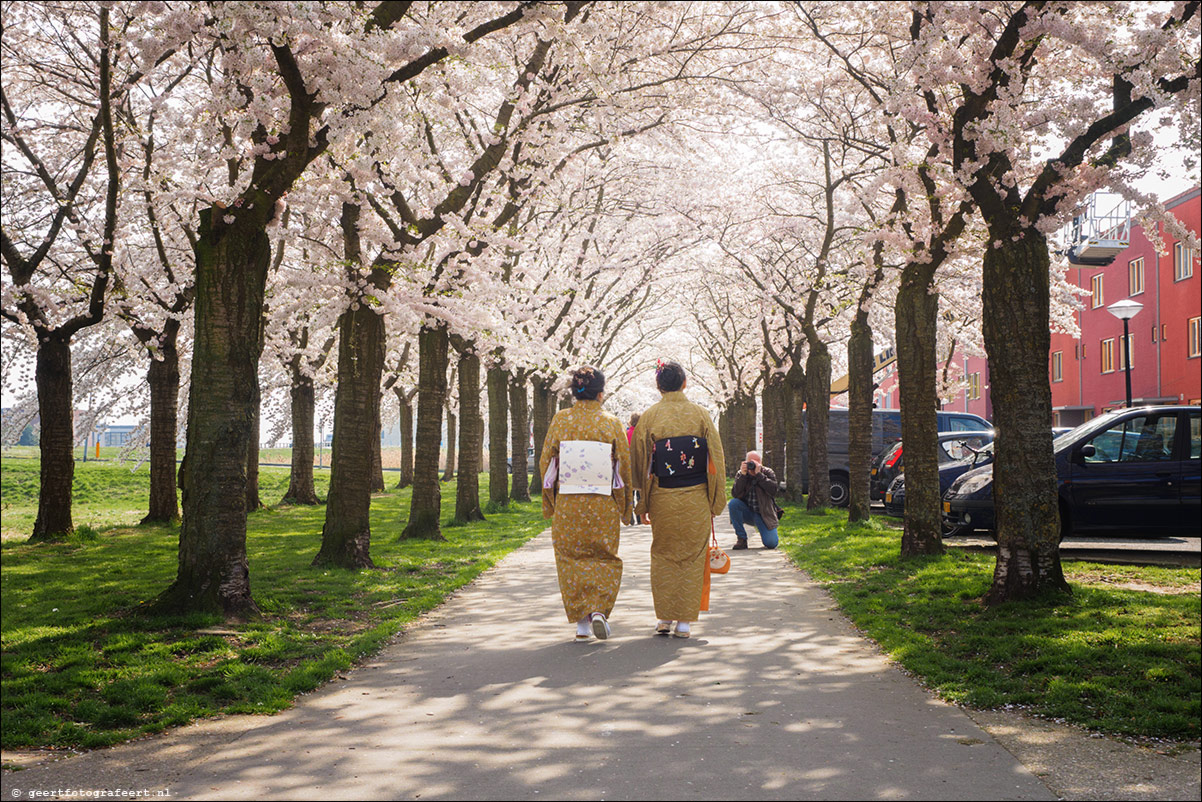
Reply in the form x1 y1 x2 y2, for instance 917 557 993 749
803 337 831 510
30 336 76 541
761 369 787 483
371 411 385 493
157 211 270 617
402 323 449 540
718 405 736 478
896 266 944 555
487 363 509 507
782 361 806 502
451 341 485 524
282 373 321 505
313 302 385 568
509 371 531 502
531 374 555 481
981 227 1068 603
394 386 416 489
846 316 875 524
142 324 182 523
442 409 457 482
246 385 262 513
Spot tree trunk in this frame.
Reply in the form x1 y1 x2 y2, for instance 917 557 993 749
282 373 320 505
509 372 531 502
737 392 757 459
782 363 806 502
246 385 262 513
719 405 737 477
402 323 449 540
442 410 457 481
896 267 944 555
30 335 75 541
371 408 385 493
155 211 266 617
531 375 555 480
487 364 509 507
762 370 787 485
314 304 385 568
847 317 875 524
804 340 832 510
394 388 414 489
454 350 486 523
143 326 181 523
982 228 1068 604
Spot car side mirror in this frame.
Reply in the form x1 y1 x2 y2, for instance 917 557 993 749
1076 443 1095 462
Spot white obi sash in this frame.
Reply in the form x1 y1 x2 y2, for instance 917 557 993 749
544 440 624 495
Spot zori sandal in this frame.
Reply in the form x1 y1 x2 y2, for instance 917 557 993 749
591 612 611 640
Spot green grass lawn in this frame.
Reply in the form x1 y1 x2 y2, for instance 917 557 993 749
1 456 543 750
777 503 1201 741
3 458 1198 749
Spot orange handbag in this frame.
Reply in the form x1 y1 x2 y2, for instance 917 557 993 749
708 521 730 574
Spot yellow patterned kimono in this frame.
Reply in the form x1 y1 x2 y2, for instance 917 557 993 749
540 400 634 622
631 391 726 621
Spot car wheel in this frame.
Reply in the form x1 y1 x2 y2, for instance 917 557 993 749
829 474 850 508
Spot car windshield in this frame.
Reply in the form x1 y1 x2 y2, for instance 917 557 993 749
1051 408 1150 453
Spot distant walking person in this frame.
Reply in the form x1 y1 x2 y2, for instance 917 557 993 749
540 366 633 642
630 360 726 639
728 451 780 550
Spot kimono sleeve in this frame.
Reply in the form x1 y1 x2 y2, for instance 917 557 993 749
539 411 562 519
630 413 652 518
704 409 727 517
611 417 633 519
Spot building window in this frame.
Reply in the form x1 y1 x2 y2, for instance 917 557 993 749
968 372 981 400
1175 242 1195 281
1091 273 1104 308
1190 317 1201 359
1117 333 1134 370
1128 257 1144 295
1101 338 1115 373
1051 350 1063 382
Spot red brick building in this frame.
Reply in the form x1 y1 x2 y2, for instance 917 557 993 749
880 187 1200 424
1048 187 1200 425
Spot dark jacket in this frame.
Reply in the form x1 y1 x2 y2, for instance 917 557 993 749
731 465 780 529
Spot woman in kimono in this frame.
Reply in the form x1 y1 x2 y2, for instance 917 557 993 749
540 366 633 642
630 361 726 638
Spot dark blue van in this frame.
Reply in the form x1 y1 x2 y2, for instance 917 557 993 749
800 409 992 507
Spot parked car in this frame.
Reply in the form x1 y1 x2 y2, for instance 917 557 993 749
942 406 1201 538
799 409 992 507
880 432 996 518
872 429 994 502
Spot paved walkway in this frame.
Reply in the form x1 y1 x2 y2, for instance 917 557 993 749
2 519 1054 801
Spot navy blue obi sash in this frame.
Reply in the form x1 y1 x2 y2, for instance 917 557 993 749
651 436 708 488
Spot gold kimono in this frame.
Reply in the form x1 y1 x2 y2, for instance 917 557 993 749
540 400 634 622
631 391 726 621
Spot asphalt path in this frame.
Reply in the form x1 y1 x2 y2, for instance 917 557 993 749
2 517 1055 801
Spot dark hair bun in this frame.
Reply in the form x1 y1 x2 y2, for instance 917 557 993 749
570 365 605 401
655 360 685 393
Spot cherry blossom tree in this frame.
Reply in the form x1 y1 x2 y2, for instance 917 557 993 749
2 3 128 541
903 1 1199 602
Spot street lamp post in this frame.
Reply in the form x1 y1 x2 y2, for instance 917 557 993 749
1107 299 1143 408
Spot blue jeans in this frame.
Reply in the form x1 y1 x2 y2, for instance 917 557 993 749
728 498 778 549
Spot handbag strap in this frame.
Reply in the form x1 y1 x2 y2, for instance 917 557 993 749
711 518 718 548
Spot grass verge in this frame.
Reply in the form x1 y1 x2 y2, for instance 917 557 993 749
1 459 544 749
777 502 1200 741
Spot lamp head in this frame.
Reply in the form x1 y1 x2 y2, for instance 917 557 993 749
1107 299 1143 321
